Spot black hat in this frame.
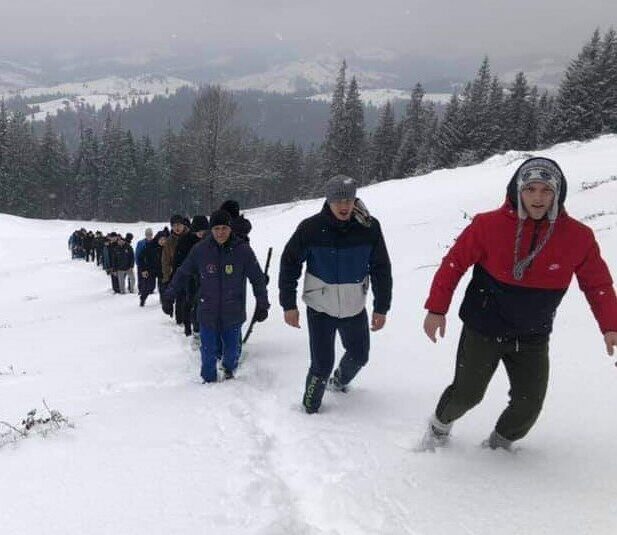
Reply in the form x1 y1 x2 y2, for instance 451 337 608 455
210 209 232 228
125 232 134 242
191 215 209 232
220 200 240 218
170 214 184 226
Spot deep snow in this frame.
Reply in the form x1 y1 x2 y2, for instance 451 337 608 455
1 136 617 534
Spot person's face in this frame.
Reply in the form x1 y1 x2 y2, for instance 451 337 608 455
520 183 555 220
196 230 207 239
329 199 355 221
172 223 186 235
145 233 153 241
158 237 167 246
212 225 231 245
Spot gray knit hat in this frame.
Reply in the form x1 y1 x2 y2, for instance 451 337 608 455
324 175 357 203
512 157 564 280
516 158 563 221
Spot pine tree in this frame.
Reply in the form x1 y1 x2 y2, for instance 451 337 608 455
553 29 603 141
503 72 535 150
73 127 100 219
369 101 397 182
323 60 348 178
433 94 464 168
341 76 366 181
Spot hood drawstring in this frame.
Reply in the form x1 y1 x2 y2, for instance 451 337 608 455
512 218 556 281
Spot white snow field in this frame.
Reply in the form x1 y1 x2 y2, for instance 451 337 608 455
1 136 617 534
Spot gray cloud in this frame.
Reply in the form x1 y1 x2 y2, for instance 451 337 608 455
1 1 615 61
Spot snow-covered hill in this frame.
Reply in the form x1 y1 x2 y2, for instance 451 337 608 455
2 75 196 120
309 88 452 107
224 58 397 94
1 136 616 534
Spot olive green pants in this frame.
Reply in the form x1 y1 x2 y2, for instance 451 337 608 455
435 325 549 441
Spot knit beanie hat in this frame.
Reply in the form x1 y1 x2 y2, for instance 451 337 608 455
511 157 564 281
325 175 357 203
220 200 240 219
515 158 563 222
210 210 232 228
191 215 209 232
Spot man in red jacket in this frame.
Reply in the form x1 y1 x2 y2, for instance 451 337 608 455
421 157 617 451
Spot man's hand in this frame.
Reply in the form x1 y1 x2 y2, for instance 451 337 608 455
424 312 446 343
604 331 617 357
284 309 300 328
371 312 386 331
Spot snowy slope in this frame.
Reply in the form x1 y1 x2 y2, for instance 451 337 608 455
2 75 195 120
224 58 396 94
1 136 617 534
309 88 452 107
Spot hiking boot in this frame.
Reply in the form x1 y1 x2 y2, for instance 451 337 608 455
303 373 327 414
481 430 512 451
139 296 145 307
328 368 348 393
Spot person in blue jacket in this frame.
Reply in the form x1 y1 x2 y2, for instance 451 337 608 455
163 210 269 382
279 175 393 414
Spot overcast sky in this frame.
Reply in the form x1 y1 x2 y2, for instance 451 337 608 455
2 0 616 61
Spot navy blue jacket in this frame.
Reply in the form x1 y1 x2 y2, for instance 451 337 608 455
166 235 269 329
279 202 392 318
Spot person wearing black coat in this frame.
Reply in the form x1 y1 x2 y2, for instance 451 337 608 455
112 236 135 294
220 200 252 243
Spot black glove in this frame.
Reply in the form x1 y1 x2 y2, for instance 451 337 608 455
161 293 174 317
254 307 268 323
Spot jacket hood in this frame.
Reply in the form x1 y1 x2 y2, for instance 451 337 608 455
506 156 568 214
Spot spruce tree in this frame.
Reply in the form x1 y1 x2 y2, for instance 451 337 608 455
342 76 366 181
323 60 348 178
369 101 397 182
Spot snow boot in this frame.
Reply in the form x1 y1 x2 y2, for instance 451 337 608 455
328 368 348 393
481 430 512 451
416 414 452 452
223 367 234 380
303 373 327 414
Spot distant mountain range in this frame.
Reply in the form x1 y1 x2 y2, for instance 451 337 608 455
1 52 567 120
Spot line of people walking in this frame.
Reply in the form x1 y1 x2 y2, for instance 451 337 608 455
70 159 617 452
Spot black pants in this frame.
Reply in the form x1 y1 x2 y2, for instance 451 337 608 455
110 273 120 294
435 325 549 441
138 269 156 297
306 307 370 384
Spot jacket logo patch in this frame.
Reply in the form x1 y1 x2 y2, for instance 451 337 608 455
206 264 217 274
225 264 234 275
548 264 561 271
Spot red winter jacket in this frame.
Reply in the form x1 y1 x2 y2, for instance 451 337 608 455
425 201 617 337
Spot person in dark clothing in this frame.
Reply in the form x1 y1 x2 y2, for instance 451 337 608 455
105 233 121 293
94 231 104 266
220 199 252 242
83 231 94 262
279 175 393 414
136 228 154 305
173 215 209 335
163 210 269 383
112 236 135 294
139 231 166 306
421 157 617 451
162 215 189 321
